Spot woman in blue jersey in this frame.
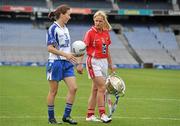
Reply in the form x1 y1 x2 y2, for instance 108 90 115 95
46 4 78 124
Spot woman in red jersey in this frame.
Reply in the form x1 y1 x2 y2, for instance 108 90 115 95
77 10 115 123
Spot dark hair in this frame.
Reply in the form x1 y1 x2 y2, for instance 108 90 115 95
48 4 70 21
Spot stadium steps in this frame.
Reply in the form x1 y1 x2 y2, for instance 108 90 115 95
117 34 142 64
135 49 178 65
156 39 178 64
151 28 180 65
108 30 138 64
147 26 179 65
172 4 179 11
0 46 47 62
123 25 179 65
170 49 180 64
176 35 180 48
109 48 138 64
111 1 119 10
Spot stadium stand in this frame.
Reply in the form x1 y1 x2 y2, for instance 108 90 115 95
0 0 180 69
123 25 179 65
52 0 113 9
176 35 180 47
0 20 47 63
0 19 138 66
117 0 173 10
109 31 138 65
69 23 138 65
0 0 47 7
68 23 90 43
151 26 180 64
0 0 113 10
155 32 178 49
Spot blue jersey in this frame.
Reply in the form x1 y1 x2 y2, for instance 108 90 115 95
46 22 71 60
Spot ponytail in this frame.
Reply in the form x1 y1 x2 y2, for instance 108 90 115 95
48 11 55 21
48 4 70 21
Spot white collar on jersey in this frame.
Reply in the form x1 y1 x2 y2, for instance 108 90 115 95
54 21 66 30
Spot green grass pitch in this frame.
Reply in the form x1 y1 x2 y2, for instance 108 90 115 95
0 66 180 126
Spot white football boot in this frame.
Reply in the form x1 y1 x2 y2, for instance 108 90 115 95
86 115 101 122
100 114 112 123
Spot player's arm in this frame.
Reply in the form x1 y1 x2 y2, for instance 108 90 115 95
47 45 66 57
76 31 90 74
107 50 115 73
47 45 77 64
76 52 84 74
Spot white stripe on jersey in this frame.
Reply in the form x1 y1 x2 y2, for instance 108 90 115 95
46 22 71 60
47 71 52 80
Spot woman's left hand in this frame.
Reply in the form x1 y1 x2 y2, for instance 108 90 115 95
109 64 116 74
76 63 83 74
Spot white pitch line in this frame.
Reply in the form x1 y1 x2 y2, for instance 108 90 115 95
0 96 180 102
125 97 180 102
0 115 180 121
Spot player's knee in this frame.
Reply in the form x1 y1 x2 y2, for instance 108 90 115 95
93 87 98 92
98 86 106 93
50 90 58 97
70 86 78 94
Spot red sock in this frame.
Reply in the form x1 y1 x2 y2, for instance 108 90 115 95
98 106 105 117
87 109 95 117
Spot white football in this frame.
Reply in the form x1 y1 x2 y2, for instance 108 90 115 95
72 40 86 56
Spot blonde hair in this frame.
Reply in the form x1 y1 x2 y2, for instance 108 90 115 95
93 10 112 30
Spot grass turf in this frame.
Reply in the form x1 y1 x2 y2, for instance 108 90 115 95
0 66 180 126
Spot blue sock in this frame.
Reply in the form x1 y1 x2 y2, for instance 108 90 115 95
63 103 72 118
48 105 54 119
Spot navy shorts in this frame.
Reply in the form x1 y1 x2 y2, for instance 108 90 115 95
46 60 75 82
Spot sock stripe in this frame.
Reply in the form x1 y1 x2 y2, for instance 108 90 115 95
48 108 54 110
66 103 72 109
63 103 73 118
48 105 54 119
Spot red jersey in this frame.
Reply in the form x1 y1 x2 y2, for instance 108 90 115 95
83 26 111 58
